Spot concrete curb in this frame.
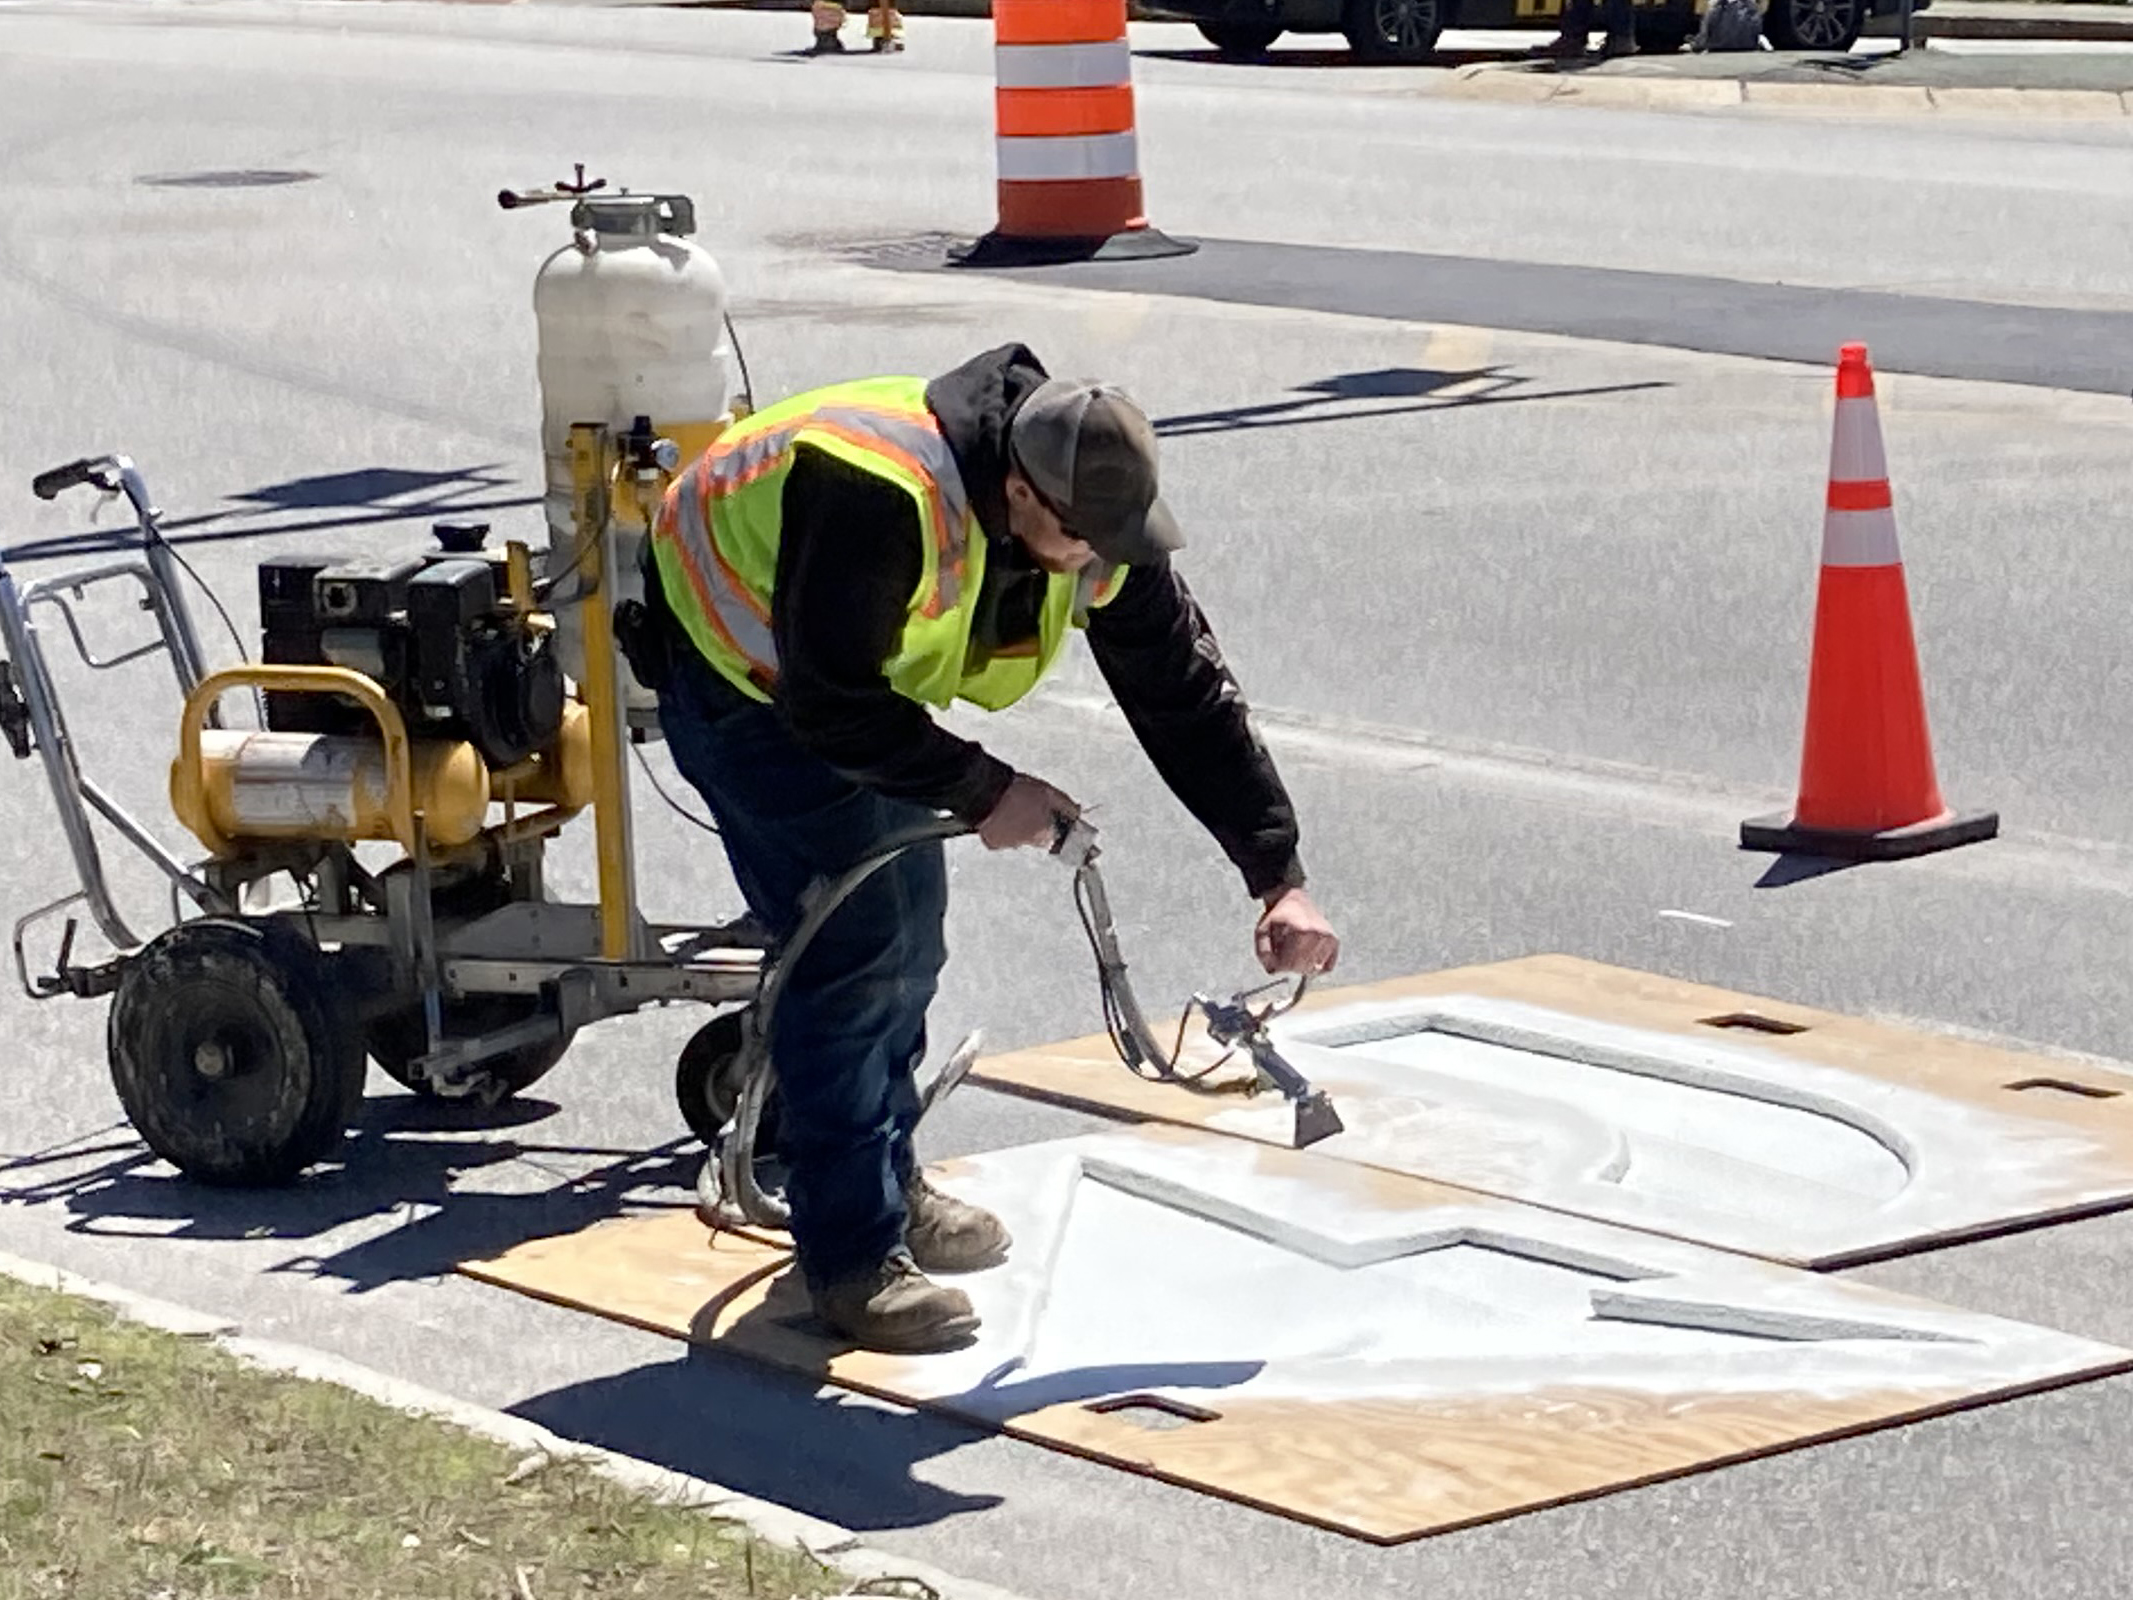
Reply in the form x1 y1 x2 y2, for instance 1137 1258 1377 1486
0 1247 1038 1600
1444 63 2133 115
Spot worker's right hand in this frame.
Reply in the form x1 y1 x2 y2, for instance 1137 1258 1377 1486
978 774 1081 852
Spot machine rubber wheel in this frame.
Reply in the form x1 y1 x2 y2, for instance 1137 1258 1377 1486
107 918 365 1187
1343 0 1443 60
1762 0 1863 50
1196 20 1284 55
1634 17 1692 51
674 1009 781 1155
366 995 572 1101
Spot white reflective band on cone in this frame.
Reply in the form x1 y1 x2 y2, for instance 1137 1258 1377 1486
996 131 1139 182
995 40 1133 88
1830 396 1890 484
1822 506 1903 568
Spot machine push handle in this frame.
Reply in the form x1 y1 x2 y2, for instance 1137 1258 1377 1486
31 458 111 501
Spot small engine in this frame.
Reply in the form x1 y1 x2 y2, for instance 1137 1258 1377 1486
257 525 565 771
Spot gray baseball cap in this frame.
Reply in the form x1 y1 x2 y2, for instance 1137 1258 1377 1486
1007 377 1185 567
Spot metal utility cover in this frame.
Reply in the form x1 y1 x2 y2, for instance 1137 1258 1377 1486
969 955 2133 1268
461 1125 2131 1544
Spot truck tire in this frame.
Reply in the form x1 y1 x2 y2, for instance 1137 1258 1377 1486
1197 20 1284 54
1343 0 1444 61
1763 0 1864 50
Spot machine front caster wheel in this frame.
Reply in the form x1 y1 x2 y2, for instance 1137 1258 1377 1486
107 918 366 1186
674 1008 782 1152
677 1009 790 1230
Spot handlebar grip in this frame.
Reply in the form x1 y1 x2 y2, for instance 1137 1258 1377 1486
31 458 100 501
1049 813 1099 869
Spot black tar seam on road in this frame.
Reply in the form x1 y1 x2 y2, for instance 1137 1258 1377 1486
862 234 2133 397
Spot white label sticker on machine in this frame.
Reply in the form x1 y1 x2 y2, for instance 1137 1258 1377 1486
226 735 372 831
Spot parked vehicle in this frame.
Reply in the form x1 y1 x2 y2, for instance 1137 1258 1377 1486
1160 0 1921 63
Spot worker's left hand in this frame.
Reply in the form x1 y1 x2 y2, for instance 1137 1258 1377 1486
1254 886 1340 976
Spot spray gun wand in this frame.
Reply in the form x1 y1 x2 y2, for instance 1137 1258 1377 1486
1048 813 1344 1150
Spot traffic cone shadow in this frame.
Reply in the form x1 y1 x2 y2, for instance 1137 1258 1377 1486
1741 343 1998 864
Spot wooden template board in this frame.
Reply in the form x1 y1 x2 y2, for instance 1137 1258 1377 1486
969 954 2133 1268
460 1124 2133 1544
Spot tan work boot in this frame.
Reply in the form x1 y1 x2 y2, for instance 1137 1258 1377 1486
811 1253 979 1353
903 1173 1012 1274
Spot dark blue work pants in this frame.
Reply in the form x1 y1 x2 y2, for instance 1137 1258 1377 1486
1560 0 1635 38
657 650 950 1292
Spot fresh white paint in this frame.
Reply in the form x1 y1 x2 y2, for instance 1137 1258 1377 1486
1182 994 2133 1264
867 1129 2125 1418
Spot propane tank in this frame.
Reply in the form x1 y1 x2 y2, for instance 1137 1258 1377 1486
528 184 733 732
173 730 493 854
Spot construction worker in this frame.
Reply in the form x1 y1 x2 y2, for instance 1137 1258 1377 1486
1537 0 1638 56
808 0 900 53
625 344 1341 1354
808 0 846 53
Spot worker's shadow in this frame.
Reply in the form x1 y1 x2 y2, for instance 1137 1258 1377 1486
761 44 904 62
512 1275 1262 1535
515 1347 1011 1533
3 1094 712 1298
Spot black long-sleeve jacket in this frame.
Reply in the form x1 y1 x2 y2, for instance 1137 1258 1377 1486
651 344 1306 901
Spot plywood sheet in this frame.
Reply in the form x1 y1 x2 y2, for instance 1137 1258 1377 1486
970 954 2133 1267
460 1125 2132 1543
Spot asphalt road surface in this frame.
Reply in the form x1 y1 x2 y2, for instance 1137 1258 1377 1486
3 5 2133 1598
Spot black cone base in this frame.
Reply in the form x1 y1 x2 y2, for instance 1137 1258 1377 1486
946 226 1199 270
1739 806 2000 862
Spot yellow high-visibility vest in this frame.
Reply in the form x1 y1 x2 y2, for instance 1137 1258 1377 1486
649 375 1123 712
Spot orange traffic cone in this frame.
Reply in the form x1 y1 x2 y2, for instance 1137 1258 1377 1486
1741 344 1998 861
948 0 1195 267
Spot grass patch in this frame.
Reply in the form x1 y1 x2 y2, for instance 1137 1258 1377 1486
0 1273 845 1599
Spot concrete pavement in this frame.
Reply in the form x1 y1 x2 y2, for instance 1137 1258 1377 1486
2 4 2133 1598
